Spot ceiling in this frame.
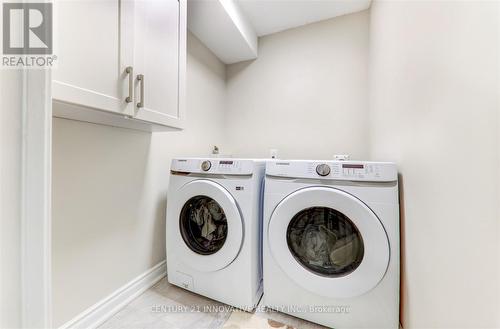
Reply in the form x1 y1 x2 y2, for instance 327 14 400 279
187 0 371 64
235 0 372 37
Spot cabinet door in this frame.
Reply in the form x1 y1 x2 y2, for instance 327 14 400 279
133 0 186 128
52 0 134 116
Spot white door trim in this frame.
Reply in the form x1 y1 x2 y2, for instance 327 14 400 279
21 68 52 328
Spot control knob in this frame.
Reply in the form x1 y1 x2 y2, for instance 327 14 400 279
201 160 211 171
316 163 331 177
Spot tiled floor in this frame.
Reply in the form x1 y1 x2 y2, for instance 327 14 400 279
99 278 327 329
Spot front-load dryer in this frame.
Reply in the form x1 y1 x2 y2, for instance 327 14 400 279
263 160 399 328
167 158 265 310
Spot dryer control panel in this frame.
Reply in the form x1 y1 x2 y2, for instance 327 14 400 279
266 160 397 182
171 158 262 176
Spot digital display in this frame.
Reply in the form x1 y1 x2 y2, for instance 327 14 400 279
342 164 364 169
219 160 234 165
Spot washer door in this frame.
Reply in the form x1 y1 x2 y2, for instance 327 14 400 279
268 187 390 298
173 180 243 272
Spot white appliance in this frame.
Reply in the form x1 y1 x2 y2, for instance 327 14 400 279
263 160 399 329
167 158 265 309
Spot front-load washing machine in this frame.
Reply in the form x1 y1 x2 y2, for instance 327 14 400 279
167 158 265 310
263 160 399 328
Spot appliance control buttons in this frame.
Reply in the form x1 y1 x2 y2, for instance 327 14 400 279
316 163 331 177
201 160 211 171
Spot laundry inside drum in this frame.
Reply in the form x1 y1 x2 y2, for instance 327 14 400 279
286 207 364 277
180 196 228 255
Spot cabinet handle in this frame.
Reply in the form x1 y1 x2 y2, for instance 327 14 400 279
125 66 133 103
137 74 144 108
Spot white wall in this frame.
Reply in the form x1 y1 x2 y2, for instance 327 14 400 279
0 71 23 329
225 10 369 160
369 1 499 328
51 32 227 327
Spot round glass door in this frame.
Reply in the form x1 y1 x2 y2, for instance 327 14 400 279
267 186 390 298
168 179 243 272
180 196 228 255
287 207 364 277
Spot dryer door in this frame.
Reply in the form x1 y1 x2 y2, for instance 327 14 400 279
268 186 390 298
172 180 243 272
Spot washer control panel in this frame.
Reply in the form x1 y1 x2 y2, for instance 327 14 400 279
266 160 397 182
217 160 240 172
171 158 256 175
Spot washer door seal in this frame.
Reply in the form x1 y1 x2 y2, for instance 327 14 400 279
268 186 390 298
172 180 243 272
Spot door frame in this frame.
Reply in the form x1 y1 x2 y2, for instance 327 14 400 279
21 68 52 328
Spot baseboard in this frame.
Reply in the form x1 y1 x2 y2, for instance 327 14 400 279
59 261 167 329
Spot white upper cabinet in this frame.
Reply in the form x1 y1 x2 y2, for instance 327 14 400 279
52 0 186 130
133 0 186 128
53 0 133 116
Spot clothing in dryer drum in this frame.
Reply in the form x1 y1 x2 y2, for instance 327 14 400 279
180 196 228 255
287 207 364 277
